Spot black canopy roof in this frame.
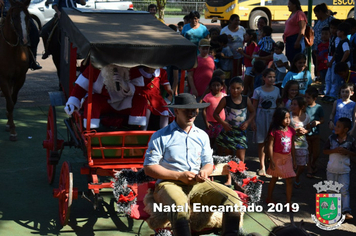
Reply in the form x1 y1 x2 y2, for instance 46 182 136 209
60 8 197 69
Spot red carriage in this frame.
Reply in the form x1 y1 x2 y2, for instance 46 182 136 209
42 8 195 228
42 9 264 235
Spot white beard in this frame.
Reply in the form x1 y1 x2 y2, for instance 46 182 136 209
101 64 130 92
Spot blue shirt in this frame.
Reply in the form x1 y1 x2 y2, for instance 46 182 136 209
281 70 312 94
182 24 209 48
334 99 355 125
144 120 213 183
258 36 275 54
220 46 233 71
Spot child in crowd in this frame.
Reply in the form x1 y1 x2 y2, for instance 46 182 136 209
346 18 356 70
329 83 356 134
217 34 234 80
177 21 184 34
282 53 313 95
280 80 299 110
253 60 267 89
237 29 257 97
335 62 356 101
214 76 255 162
331 22 351 96
252 68 280 176
266 107 296 204
213 69 227 92
199 69 227 101
273 41 289 84
183 14 189 25
254 26 275 63
202 77 227 149
209 27 221 50
344 18 356 70
324 117 356 220
305 87 324 177
323 19 343 102
289 96 310 189
187 39 215 99
316 27 330 87
168 24 177 32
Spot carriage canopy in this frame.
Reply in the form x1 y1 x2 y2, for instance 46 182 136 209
60 8 197 70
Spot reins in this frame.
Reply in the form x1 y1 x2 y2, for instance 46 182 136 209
204 178 277 236
0 6 21 47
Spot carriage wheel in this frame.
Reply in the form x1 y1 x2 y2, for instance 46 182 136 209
54 162 73 226
44 106 58 184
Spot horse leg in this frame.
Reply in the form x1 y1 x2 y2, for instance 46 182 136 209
1 84 16 140
6 76 26 141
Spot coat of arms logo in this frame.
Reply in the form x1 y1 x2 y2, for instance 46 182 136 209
311 180 345 230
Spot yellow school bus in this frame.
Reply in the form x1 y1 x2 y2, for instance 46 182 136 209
205 0 354 29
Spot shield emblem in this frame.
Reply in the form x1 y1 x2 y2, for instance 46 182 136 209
315 193 342 225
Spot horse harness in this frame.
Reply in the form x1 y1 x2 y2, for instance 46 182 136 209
0 5 23 47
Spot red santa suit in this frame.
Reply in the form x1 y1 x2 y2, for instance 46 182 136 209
128 67 173 126
65 64 143 128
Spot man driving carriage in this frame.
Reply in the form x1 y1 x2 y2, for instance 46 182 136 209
0 0 42 70
143 93 242 236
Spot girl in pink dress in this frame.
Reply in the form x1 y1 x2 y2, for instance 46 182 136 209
265 107 297 205
202 77 227 149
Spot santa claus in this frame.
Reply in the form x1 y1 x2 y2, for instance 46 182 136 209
64 64 143 128
128 66 174 130
64 64 173 130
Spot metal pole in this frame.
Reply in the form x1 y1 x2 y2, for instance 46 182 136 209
308 0 312 74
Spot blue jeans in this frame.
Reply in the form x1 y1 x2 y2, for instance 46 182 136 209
325 64 343 98
326 171 351 213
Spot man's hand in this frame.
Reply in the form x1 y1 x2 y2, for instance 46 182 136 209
178 171 197 185
196 169 209 182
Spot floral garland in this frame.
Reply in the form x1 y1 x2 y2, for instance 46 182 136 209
213 155 263 205
113 169 155 215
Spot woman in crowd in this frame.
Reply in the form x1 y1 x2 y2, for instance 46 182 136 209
284 0 308 63
220 14 246 77
312 3 334 77
182 11 209 50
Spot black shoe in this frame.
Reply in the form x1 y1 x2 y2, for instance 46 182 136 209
42 52 49 60
30 62 42 70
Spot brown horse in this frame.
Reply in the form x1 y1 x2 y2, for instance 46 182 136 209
0 0 31 141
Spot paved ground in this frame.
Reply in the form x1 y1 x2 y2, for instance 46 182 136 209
0 27 355 236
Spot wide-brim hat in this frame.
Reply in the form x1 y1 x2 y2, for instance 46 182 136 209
165 93 210 109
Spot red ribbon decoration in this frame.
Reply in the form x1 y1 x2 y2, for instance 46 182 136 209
228 161 247 173
118 191 137 203
242 176 264 187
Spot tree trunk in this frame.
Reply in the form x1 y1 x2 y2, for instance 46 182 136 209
156 0 166 21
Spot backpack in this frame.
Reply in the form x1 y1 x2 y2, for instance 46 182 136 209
304 24 314 47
